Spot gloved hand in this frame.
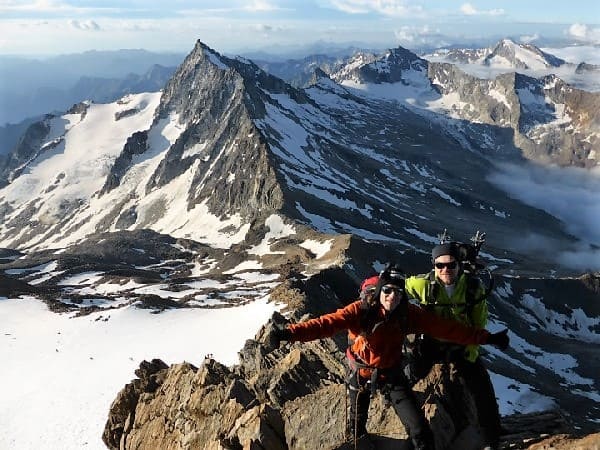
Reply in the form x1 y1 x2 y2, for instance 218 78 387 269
270 323 292 348
487 329 509 350
275 324 292 341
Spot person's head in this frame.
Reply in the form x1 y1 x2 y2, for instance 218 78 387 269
377 264 405 311
432 242 460 285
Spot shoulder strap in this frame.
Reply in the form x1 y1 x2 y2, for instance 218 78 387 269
358 303 378 335
464 269 494 307
426 270 438 309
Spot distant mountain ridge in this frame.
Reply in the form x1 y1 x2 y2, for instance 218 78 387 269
427 38 567 69
0 49 185 125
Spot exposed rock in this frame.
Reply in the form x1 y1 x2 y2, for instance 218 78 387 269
102 358 169 449
104 328 594 450
100 131 148 194
104 269 599 450
0 118 51 188
525 432 600 450
0 273 39 296
575 62 600 74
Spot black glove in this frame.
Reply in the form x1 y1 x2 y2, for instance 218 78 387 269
487 329 509 350
270 323 293 348
274 324 292 341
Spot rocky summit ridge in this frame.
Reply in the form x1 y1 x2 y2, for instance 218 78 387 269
103 272 600 450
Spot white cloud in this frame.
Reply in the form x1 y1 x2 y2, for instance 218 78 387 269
329 0 423 17
68 19 100 31
394 25 449 48
520 33 539 44
0 0 66 13
567 23 600 44
460 3 477 15
244 0 279 12
460 3 504 16
488 163 600 271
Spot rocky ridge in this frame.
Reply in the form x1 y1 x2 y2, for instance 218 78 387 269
103 270 600 450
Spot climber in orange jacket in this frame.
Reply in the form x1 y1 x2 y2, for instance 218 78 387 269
274 263 509 450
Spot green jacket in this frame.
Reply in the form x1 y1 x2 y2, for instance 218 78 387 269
405 272 488 362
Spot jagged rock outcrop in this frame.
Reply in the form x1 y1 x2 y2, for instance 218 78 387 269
101 131 148 194
104 322 595 450
426 63 600 167
104 271 599 449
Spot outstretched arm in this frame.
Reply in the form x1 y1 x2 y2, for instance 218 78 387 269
284 301 362 342
408 303 508 349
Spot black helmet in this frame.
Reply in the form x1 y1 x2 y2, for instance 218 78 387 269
379 263 405 287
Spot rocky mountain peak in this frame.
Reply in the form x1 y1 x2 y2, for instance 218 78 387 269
331 45 427 84
485 38 566 69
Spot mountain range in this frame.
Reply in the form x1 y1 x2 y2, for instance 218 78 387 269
0 38 598 448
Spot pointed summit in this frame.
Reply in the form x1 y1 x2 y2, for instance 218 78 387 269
332 46 427 84
485 38 565 70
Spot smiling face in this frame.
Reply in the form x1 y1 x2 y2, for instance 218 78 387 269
434 254 459 285
379 284 404 311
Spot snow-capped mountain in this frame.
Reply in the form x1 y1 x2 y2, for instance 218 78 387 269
425 39 566 70
0 39 599 449
484 39 566 70
253 53 347 87
423 38 600 93
328 44 599 168
427 38 566 70
0 41 585 262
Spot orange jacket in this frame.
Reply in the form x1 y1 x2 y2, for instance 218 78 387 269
288 300 490 372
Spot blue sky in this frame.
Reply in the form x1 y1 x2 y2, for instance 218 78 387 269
1 0 599 56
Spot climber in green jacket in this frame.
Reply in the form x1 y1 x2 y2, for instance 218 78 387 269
404 241 503 450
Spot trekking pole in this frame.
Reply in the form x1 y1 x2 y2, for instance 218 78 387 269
437 229 452 244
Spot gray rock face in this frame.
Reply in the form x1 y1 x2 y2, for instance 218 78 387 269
0 119 50 187
425 63 600 167
101 131 148 194
142 40 287 220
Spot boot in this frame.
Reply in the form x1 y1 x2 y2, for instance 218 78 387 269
411 430 435 450
348 433 375 450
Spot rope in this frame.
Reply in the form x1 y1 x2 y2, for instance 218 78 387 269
346 371 366 450
353 375 364 450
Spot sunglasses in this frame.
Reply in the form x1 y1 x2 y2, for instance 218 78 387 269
435 261 458 270
381 286 403 295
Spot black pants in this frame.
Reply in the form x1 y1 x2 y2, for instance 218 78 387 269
347 368 434 450
405 339 501 447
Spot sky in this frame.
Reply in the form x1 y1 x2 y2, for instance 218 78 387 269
0 0 599 56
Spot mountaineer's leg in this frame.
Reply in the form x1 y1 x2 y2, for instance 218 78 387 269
386 381 435 450
347 373 371 440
